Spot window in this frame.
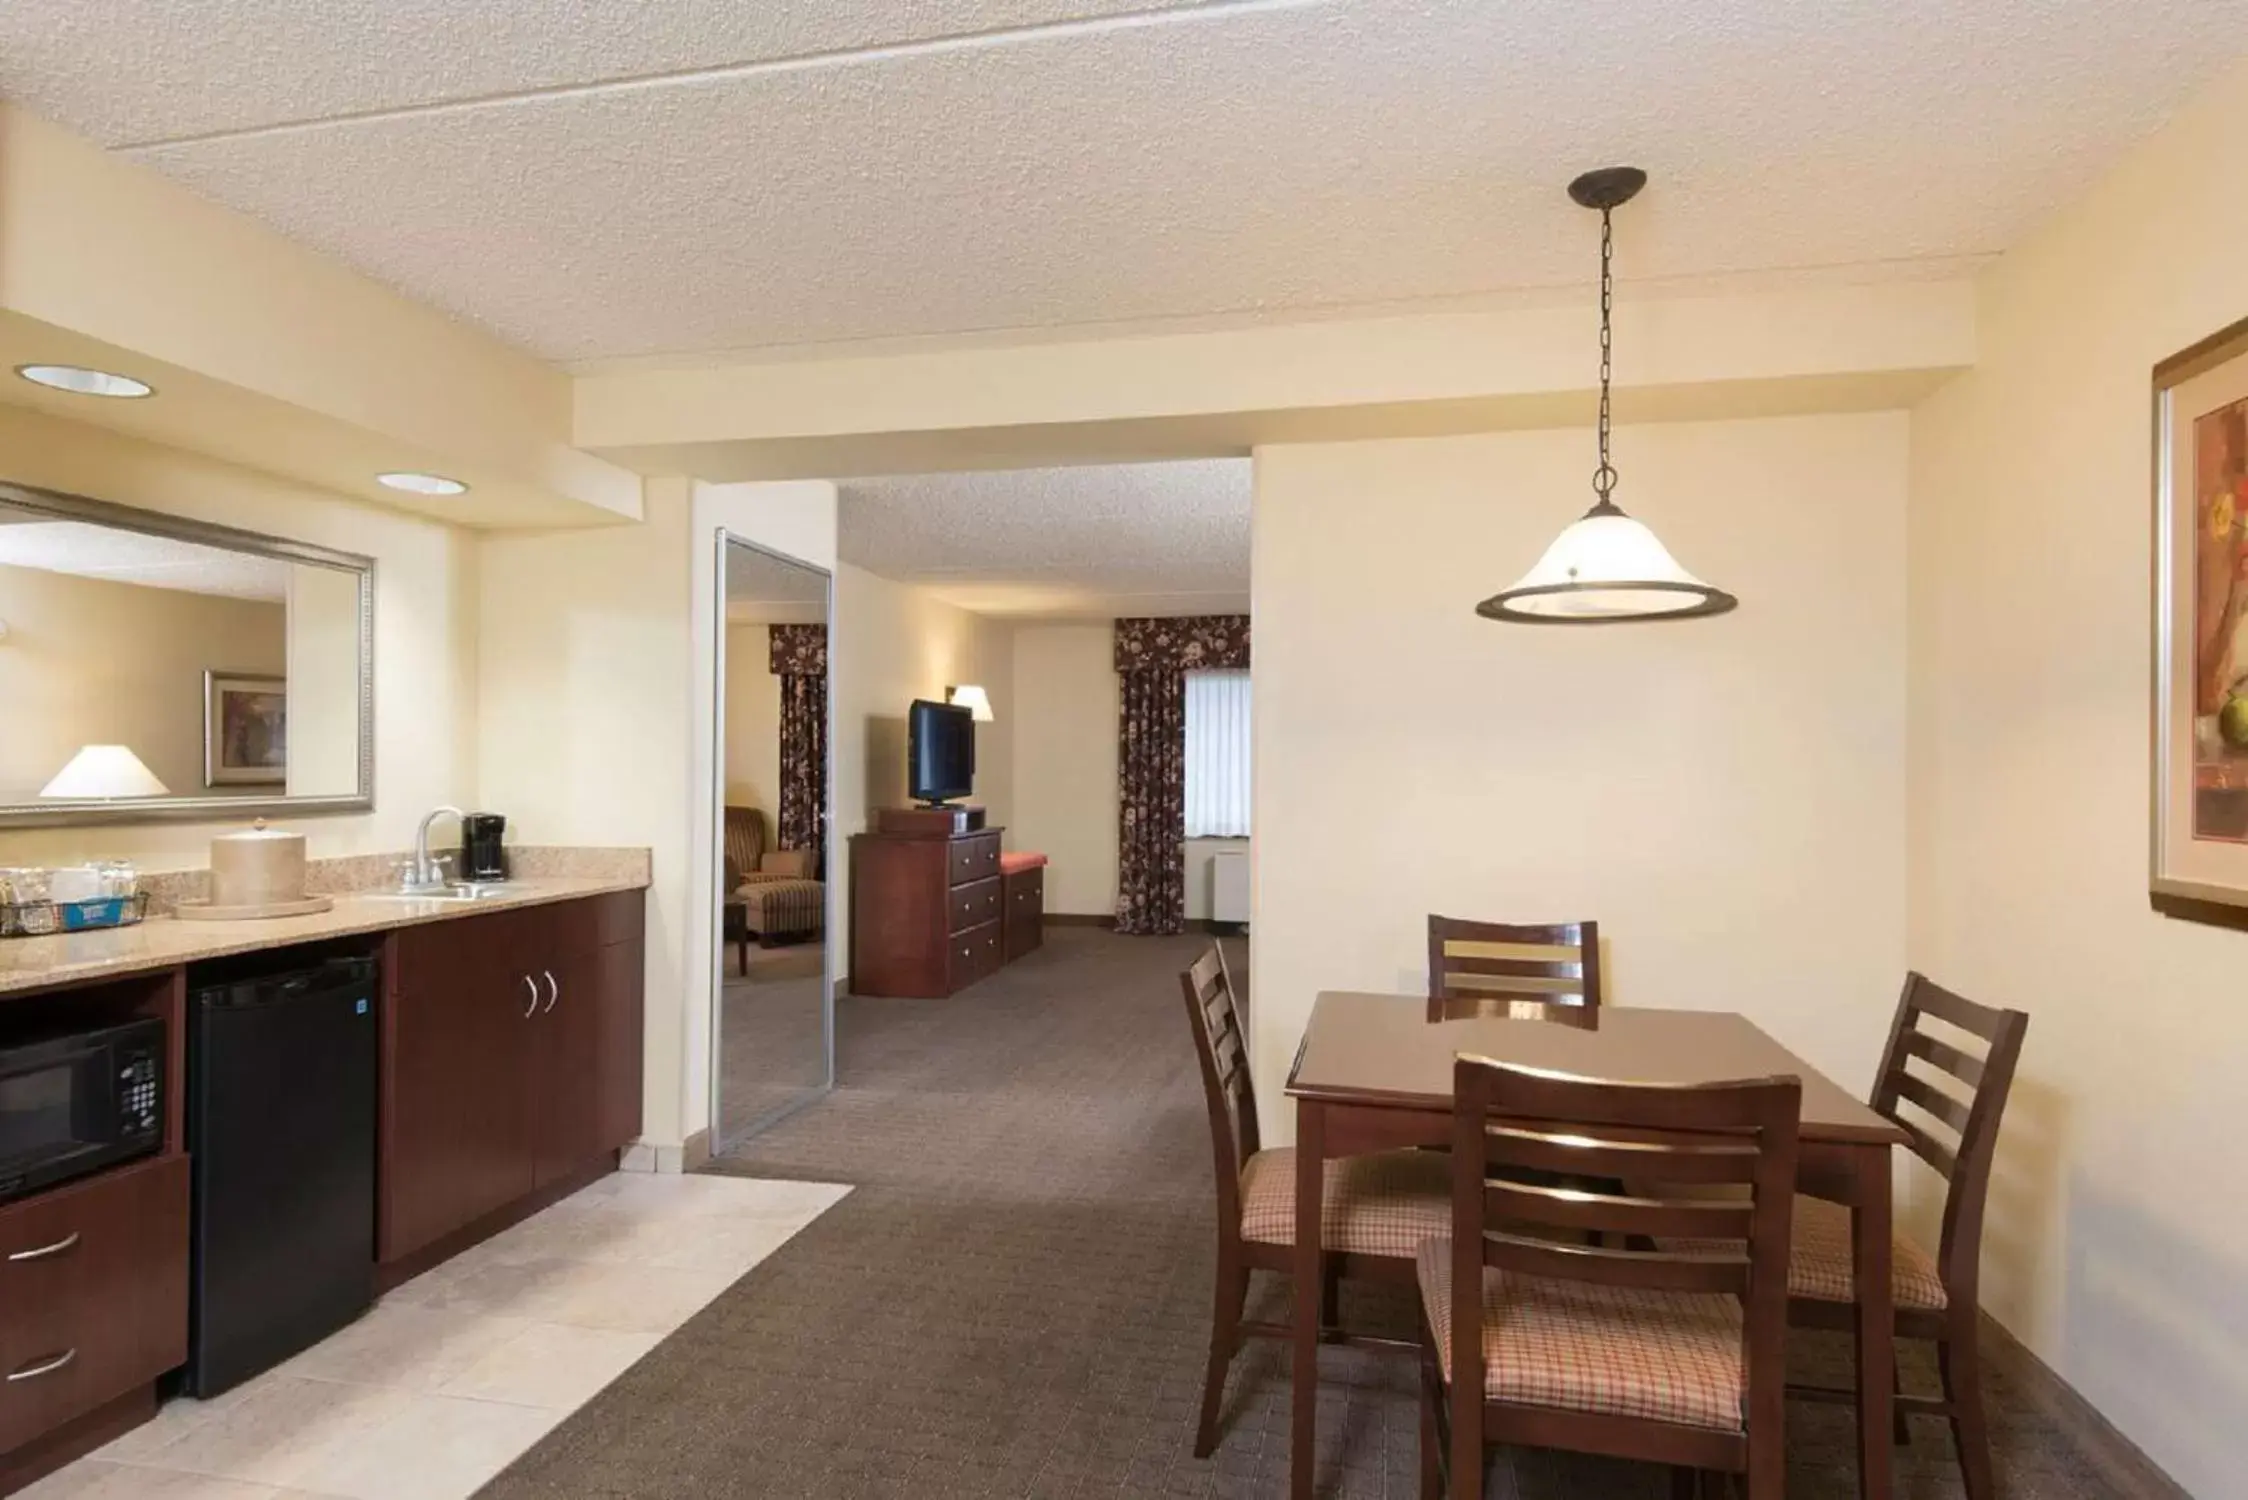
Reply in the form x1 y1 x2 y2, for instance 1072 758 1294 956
1184 669 1251 838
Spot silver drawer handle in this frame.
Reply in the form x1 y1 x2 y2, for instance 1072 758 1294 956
542 970 559 1014
522 974 539 1018
6 1232 79 1263
8 1349 75 1382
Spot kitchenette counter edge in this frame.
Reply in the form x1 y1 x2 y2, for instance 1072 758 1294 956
0 874 652 998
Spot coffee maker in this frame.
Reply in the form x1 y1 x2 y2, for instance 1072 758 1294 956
461 813 508 882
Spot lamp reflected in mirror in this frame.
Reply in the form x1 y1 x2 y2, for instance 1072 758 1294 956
41 745 170 800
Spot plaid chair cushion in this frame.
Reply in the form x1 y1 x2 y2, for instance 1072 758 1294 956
1665 1195 1947 1312
1787 1195 1948 1310
1415 1240 1746 1432
1238 1148 1451 1259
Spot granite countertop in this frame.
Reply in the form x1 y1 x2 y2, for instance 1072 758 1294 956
0 875 649 998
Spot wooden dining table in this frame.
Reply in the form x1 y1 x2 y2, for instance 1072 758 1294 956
1283 992 1910 1500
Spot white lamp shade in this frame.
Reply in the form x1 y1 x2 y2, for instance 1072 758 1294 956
1481 509 1735 621
947 684 995 722
41 745 170 799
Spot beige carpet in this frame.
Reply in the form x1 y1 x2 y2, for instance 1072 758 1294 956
478 928 2123 1499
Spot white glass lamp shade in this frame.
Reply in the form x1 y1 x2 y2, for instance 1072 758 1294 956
946 684 995 722
41 745 171 799
1477 505 1737 623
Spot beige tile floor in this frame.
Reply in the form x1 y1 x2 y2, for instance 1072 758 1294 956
23 1172 851 1500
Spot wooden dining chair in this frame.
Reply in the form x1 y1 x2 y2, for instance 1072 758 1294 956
1179 944 1452 1459
1427 916 1602 1012
1418 1055 1802 1500
1782 972 2028 1500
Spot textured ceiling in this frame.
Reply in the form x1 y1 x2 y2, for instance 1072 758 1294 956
839 460 1248 619
3 2 2243 362
0 520 290 601
725 541 826 612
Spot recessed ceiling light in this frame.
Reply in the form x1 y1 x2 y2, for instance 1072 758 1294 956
375 471 469 497
15 364 154 399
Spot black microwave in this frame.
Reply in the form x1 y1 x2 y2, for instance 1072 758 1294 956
0 1016 164 1204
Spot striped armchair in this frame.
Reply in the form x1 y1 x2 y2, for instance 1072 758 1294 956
723 806 768 891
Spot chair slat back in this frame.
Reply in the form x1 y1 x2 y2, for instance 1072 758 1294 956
1180 945 1258 1233
1429 916 1601 1010
1447 1055 1800 1423
1868 972 2029 1302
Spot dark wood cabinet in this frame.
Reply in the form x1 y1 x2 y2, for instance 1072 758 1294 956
850 812 1044 997
380 891 645 1267
382 911 538 1263
1003 865 1045 961
0 885 646 1488
0 1155 188 1456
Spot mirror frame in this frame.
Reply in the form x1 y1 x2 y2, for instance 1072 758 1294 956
0 479 376 827
708 530 836 1151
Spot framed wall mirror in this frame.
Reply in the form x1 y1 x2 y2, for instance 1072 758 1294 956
711 533 834 1150
0 480 374 827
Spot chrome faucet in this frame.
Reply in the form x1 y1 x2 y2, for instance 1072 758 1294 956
405 806 466 893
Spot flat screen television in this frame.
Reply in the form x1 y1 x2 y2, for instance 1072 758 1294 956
908 699 976 807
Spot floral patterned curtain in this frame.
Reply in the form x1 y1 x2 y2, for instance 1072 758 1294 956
1113 616 1250 935
768 625 828 676
769 626 828 861
1113 615 1250 673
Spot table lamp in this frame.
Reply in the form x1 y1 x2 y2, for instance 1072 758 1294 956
41 745 171 799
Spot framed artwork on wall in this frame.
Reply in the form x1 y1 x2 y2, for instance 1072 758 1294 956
204 670 287 788
2153 314 2248 919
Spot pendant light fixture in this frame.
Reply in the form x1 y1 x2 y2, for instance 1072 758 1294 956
1477 167 1737 624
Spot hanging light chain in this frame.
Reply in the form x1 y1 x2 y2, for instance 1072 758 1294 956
1593 204 1617 506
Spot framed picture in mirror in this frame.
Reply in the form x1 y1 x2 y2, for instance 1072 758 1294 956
205 671 288 787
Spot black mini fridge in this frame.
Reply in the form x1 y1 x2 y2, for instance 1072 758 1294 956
185 952 378 1396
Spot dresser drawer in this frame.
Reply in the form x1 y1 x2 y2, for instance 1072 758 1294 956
948 877 1003 934
946 834 1001 887
0 1155 189 1454
945 921 1005 991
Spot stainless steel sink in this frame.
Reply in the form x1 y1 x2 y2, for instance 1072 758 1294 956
358 882 515 904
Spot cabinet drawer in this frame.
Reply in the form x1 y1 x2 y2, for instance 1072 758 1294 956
0 1156 188 1454
948 877 1003 934
945 921 1005 991
540 891 644 963
946 835 1001 887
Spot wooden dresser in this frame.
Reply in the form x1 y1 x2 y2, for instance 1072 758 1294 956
849 808 1042 997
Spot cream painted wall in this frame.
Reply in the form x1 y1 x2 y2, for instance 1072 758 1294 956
831 563 1014 968
0 402 477 870
0 563 283 800
1906 57 2248 1496
1008 623 1250 919
1009 625 1118 915
577 278 1975 478
722 623 781 816
479 476 694 1152
1251 415 1909 1147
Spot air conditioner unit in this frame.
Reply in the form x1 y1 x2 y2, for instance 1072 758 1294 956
1211 850 1250 927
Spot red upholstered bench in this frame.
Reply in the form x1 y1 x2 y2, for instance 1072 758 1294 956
999 851 1048 876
